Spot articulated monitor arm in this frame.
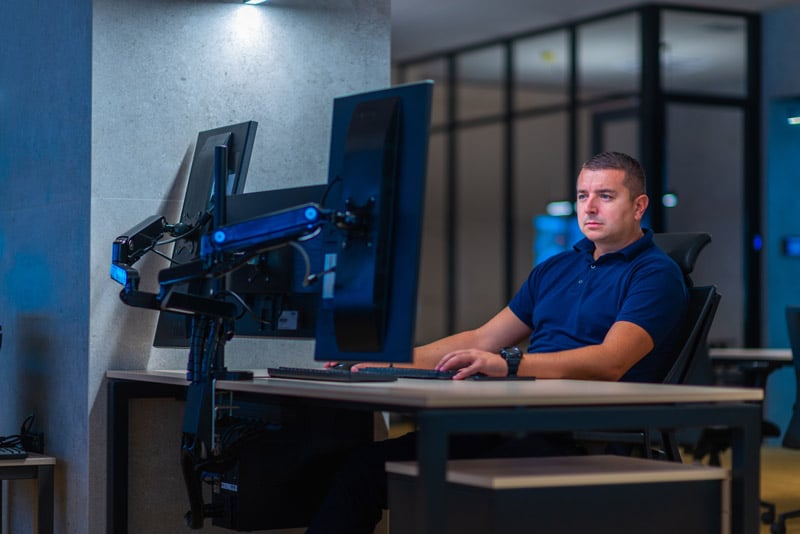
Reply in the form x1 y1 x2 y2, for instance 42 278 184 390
109 201 369 529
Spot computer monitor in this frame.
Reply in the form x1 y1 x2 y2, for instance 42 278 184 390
153 121 258 347
314 80 433 364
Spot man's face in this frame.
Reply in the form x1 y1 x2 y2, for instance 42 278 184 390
576 168 648 253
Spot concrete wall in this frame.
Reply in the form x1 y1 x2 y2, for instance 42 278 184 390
2 0 389 531
0 0 93 531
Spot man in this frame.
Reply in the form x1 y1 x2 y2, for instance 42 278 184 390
309 151 688 533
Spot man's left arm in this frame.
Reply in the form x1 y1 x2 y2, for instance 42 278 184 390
515 320 654 380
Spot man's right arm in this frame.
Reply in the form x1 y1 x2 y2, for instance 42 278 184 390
406 307 531 369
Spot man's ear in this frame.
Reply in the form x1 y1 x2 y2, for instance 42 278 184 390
633 194 649 221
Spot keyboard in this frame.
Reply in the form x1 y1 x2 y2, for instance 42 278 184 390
359 367 459 380
267 367 397 383
0 446 27 460
360 367 536 381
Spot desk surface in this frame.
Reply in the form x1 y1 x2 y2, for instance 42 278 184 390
107 369 763 408
0 453 56 468
709 347 793 362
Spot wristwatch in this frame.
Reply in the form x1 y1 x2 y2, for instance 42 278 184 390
500 346 523 377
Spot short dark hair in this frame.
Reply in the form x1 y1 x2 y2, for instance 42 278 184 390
581 151 646 198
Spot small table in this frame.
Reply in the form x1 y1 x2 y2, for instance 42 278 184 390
0 453 55 534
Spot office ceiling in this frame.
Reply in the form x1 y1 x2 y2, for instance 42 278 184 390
391 0 793 61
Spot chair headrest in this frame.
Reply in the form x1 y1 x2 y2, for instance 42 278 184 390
653 232 712 278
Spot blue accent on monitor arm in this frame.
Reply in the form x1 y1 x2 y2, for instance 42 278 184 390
199 202 326 261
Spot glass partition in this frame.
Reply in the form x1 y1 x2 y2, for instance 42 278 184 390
577 12 640 101
513 113 570 281
666 103 745 346
415 132 448 343
662 10 747 97
513 31 570 110
455 124 504 330
456 45 505 122
404 59 449 127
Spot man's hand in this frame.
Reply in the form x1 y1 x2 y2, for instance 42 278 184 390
435 349 508 379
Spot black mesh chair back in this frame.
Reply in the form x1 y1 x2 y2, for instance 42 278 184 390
783 306 800 449
662 285 720 386
652 232 711 287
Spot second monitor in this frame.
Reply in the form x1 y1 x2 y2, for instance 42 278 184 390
313 80 433 364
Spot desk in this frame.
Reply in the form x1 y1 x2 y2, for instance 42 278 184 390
708 347 792 401
710 348 792 364
107 370 763 534
0 453 56 534
708 347 794 442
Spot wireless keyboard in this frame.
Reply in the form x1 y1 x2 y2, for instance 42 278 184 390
267 367 397 383
0 446 28 460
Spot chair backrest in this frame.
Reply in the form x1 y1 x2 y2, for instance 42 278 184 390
782 306 800 448
653 232 717 385
662 285 720 385
652 232 712 287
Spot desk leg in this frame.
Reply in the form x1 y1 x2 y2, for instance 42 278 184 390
37 464 53 534
730 406 762 534
415 413 448 534
107 379 132 534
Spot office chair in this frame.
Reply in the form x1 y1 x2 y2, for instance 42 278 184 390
767 306 800 534
647 233 721 461
576 232 718 461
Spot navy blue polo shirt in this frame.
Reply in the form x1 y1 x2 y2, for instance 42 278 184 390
508 228 687 382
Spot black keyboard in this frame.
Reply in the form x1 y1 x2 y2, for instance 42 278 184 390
359 367 459 380
267 367 397 383
360 367 536 381
0 446 27 460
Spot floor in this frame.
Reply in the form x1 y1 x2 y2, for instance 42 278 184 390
755 446 800 534
703 445 800 534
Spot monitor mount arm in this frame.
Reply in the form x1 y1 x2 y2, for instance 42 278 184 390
110 192 371 529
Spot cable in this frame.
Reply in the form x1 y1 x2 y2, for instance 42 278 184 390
288 241 313 286
319 175 341 208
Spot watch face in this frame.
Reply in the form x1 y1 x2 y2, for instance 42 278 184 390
501 347 522 376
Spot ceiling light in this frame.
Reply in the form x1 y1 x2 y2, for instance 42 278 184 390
243 0 269 4
787 116 800 126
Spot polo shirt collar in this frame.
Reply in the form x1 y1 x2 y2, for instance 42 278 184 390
573 227 654 262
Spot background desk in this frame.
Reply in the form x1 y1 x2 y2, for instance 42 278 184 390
0 453 55 534
708 347 794 445
106 370 763 534
709 347 792 364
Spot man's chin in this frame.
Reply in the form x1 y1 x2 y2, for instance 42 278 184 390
582 224 604 235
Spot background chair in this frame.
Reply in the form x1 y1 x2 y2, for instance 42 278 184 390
767 306 800 533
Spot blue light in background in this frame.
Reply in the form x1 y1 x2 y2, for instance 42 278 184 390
753 234 763 252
